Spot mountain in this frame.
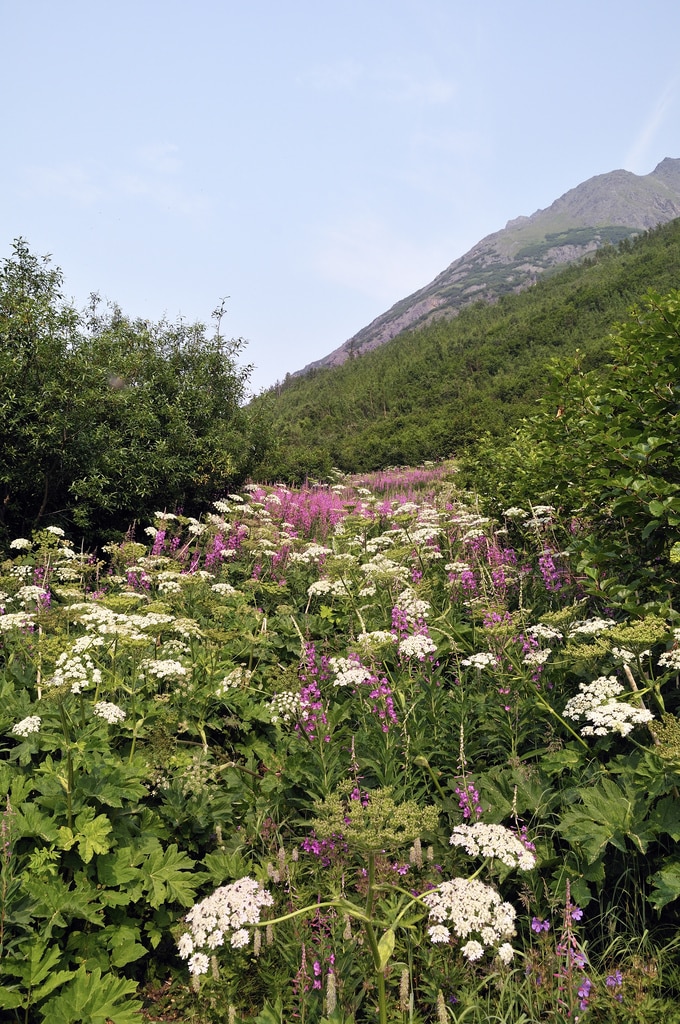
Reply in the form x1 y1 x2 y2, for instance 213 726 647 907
300 157 680 373
254 217 680 482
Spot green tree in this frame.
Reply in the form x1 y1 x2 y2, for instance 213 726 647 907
0 241 269 543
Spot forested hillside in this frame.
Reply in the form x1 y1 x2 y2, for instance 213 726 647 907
252 219 680 481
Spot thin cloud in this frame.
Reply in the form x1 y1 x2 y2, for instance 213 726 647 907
624 79 677 173
315 215 453 302
21 145 208 217
299 60 456 105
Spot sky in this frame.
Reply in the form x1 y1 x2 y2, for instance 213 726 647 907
2 0 679 394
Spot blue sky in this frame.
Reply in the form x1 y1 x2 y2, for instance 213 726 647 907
2 0 679 392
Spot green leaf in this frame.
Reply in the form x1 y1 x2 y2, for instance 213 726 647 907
40 965 142 1024
57 808 113 864
133 840 200 909
376 927 395 970
558 777 654 864
649 796 680 841
648 861 680 911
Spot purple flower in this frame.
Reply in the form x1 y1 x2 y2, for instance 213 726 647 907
606 970 623 988
531 917 550 933
570 906 583 921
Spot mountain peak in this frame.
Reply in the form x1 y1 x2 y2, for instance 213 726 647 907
299 158 680 374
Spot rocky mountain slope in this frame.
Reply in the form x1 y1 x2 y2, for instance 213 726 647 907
300 157 680 373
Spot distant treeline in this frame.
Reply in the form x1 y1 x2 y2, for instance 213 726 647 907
251 219 680 481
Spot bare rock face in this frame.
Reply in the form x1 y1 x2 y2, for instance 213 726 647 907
299 158 680 375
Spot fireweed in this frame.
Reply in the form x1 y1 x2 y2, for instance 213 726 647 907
1 468 679 1022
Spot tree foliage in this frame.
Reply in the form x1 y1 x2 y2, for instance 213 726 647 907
467 288 680 603
0 240 269 543
251 220 680 481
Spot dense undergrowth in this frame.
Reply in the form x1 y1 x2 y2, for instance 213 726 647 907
2 461 680 1023
252 219 680 481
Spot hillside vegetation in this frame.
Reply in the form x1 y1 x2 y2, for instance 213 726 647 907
252 219 680 481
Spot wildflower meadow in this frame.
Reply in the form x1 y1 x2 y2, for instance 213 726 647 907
2 461 680 1024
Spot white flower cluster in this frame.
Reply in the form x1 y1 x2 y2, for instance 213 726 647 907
612 646 650 664
461 652 496 670
568 617 616 637
360 555 409 583
10 565 33 579
503 507 528 519
47 651 102 694
178 877 274 974
15 585 49 606
12 715 41 737
93 701 126 724
217 667 253 694
288 543 332 564
523 649 551 667
398 634 437 660
527 623 563 641
365 535 395 553
449 824 536 871
211 582 237 596
0 611 35 633
355 630 397 651
269 691 302 724
9 537 32 549
563 676 654 737
158 579 182 595
423 877 516 961
141 658 188 681
396 589 431 622
76 605 174 640
658 649 680 672
307 579 346 598
328 656 372 688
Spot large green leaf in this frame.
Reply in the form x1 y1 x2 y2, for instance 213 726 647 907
40 965 142 1024
648 860 680 911
558 777 654 864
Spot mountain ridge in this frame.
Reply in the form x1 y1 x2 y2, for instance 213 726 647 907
298 157 680 373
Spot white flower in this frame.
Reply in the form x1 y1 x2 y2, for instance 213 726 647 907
398 634 437 660
396 588 431 622
217 667 252 693
449 824 536 871
188 953 209 975
423 877 516 953
461 940 485 961
93 702 127 724
45 651 102 694
269 691 303 724
461 652 496 670
9 537 32 550
307 579 346 598
329 657 372 688
355 630 397 651
45 526 65 537
428 924 451 943
527 623 563 641
563 676 654 737
230 928 250 949
523 649 551 666
177 933 194 958
12 715 41 737
180 877 273 968
568 617 616 637
658 650 680 672
141 659 188 681
497 943 514 965
211 582 237 596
